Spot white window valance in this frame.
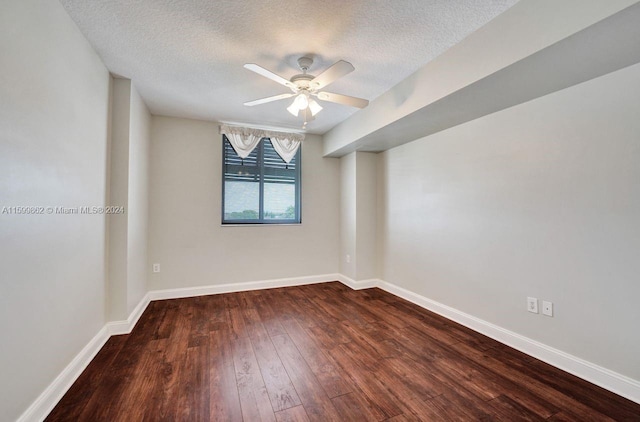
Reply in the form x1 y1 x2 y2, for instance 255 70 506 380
220 124 304 163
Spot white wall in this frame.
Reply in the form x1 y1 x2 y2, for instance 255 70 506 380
340 153 357 278
0 0 111 420
355 152 378 280
340 152 378 280
148 116 340 289
126 83 151 314
379 62 640 380
107 78 131 320
107 79 151 320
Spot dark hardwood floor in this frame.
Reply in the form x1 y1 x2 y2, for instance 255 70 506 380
46 282 640 421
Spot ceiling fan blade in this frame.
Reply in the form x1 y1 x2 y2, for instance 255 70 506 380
316 91 369 108
244 93 294 106
244 63 294 88
310 60 355 89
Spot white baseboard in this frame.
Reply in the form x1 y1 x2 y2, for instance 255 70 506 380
336 274 380 290
105 293 151 336
16 326 111 422
375 279 640 405
148 273 341 301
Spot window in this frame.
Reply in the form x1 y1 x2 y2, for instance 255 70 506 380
222 135 301 224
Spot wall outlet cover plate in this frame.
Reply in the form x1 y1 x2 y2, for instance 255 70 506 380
527 297 538 313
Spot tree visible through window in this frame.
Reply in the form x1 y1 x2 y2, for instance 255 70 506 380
222 135 301 224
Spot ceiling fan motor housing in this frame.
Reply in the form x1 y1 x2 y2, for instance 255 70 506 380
297 56 313 72
290 73 315 90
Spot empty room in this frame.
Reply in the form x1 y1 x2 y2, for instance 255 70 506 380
2 0 640 420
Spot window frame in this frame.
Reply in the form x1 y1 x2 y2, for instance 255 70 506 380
221 135 302 225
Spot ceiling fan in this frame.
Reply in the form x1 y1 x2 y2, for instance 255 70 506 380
243 56 369 125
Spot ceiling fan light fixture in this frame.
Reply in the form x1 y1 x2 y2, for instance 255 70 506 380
294 93 309 110
287 101 299 116
308 99 322 116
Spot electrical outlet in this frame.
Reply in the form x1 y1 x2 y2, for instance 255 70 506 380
527 297 538 313
153 263 160 273
346 254 351 263
542 301 553 317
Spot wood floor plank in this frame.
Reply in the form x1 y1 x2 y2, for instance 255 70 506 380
280 318 351 398
241 305 269 339
251 331 302 411
253 289 288 337
365 298 413 329
207 293 229 332
546 411 586 421
274 405 310 422
255 386 278 422
286 291 338 328
384 414 422 422
380 357 444 400
392 324 448 361
227 302 249 340
338 334 384 371
210 362 243 421
271 334 344 422
112 338 166 421
188 296 210 346
488 394 546 422
155 300 193 419
305 323 351 350
232 336 275 421
175 344 210 421
330 392 381 421
46 282 640 421
327 343 403 420
305 293 374 327
371 356 461 420
425 390 494 420
154 299 179 339
341 319 399 359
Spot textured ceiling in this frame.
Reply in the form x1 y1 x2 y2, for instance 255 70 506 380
59 0 518 134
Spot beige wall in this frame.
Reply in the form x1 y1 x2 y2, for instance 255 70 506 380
126 83 151 313
148 116 340 289
0 0 111 420
355 152 378 280
378 62 640 380
340 153 357 278
107 78 131 320
107 79 151 320
340 152 378 280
